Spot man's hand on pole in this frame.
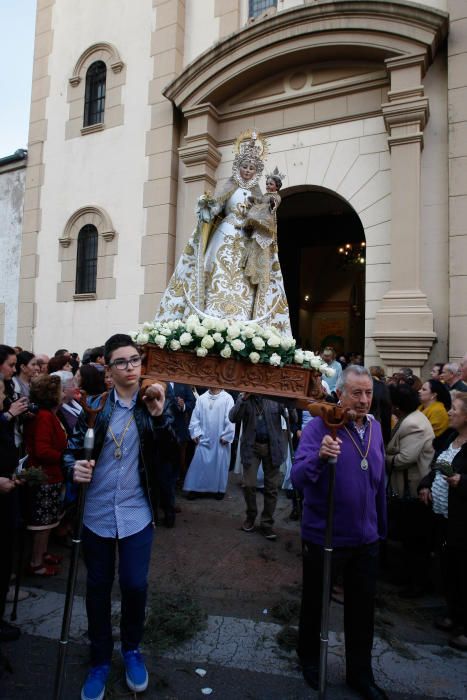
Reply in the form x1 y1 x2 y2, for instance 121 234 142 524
73 460 95 483
319 434 342 460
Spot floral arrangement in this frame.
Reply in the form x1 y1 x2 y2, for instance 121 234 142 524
131 315 335 377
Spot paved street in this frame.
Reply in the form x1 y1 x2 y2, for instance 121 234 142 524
1 475 466 699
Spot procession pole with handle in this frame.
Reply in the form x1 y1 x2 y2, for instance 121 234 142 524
53 390 107 700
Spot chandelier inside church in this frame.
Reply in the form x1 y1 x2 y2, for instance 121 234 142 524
337 241 366 267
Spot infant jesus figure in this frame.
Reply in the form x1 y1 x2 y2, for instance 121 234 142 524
241 167 284 291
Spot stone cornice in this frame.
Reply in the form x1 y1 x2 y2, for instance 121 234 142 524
382 96 430 134
163 1 448 111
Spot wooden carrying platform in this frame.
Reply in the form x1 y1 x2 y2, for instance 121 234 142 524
141 344 324 403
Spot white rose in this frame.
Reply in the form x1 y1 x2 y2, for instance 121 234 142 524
196 346 208 357
249 352 260 364
155 334 167 348
262 328 273 339
179 332 193 346
187 314 199 326
136 331 149 345
310 356 322 369
212 332 223 343
201 334 215 349
129 330 139 342
194 325 208 338
172 319 182 329
170 339 181 351
280 336 294 350
201 317 215 330
215 319 227 332
220 345 232 359
243 326 256 339
160 326 171 337
226 323 241 339
231 338 245 352
319 363 329 375
269 353 281 366
294 350 304 365
267 335 281 348
142 321 154 331
252 336 265 350
324 366 336 378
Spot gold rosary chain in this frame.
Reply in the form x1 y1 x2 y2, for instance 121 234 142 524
343 419 372 461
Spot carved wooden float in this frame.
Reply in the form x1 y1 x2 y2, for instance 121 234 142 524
141 344 325 404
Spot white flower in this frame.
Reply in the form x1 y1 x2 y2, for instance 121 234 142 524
243 325 256 339
196 346 208 357
194 325 208 338
136 331 149 345
201 317 215 330
214 319 227 332
212 332 223 343
294 350 304 365
170 339 181 351
142 321 154 331
129 330 139 342
319 363 330 375
262 328 273 339
179 332 193 346
227 323 241 339
201 334 215 349
154 334 167 348
249 352 260 364
269 353 281 366
324 366 336 378
160 326 171 337
252 336 265 350
280 336 294 350
267 335 281 348
220 345 232 359
310 356 322 369
187 314 199 325
172 319 183 329
231 338 245 352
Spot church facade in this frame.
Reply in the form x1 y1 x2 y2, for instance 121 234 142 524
17 0 466 374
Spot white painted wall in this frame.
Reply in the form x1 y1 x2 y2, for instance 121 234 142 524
34 0 154 355
0 164 25 345
185 0 219 66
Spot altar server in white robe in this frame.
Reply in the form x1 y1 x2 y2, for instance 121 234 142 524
183 388 235 497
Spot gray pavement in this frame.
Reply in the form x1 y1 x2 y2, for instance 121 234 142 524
1 474 466 699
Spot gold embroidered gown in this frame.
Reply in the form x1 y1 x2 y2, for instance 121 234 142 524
155 178 291 334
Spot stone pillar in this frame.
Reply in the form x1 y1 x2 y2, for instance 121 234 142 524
139 0 185 323
447 0 467 361
373 54 436 375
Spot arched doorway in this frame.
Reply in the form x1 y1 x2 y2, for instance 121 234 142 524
277 187 365 357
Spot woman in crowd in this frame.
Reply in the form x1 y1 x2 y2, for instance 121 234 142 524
419 379 451 438
47 354 72 374
53 370 82 437
386 383 435 597
76 363 106 398
0 372 22 642
24 374 67 576
419 393 467 650
12 351 39 399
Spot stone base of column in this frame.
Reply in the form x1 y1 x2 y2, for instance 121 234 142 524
373 290 436 375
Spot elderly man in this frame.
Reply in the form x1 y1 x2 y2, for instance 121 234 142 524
292 365 387 700
35 353 50 375
320 346 342 393
441 362 467 392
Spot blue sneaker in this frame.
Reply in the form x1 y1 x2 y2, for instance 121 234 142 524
81 663 110 700
122 649 148 692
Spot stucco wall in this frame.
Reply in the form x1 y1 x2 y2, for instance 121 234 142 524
0 164 25 345
33 0 154 354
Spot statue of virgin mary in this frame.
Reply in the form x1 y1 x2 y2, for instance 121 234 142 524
155 130 292 335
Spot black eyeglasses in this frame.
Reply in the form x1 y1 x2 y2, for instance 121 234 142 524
109 355 142 371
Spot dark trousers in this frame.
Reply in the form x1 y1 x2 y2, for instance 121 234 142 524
82 523 154 665
446 546 467 634
0 492 18 620
298 540 379 684
243 442 281 527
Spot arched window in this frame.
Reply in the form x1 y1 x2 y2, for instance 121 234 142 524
84 61 106 126
76 225 98 294
249 0 276 18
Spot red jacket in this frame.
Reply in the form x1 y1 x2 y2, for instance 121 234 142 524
24 409 67 484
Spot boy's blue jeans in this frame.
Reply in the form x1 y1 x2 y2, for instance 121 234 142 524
82 523 154 665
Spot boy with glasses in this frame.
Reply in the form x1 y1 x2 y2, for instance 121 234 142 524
65 334 172 700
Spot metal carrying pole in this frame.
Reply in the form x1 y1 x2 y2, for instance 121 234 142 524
53 427 94 700
306 402 352 700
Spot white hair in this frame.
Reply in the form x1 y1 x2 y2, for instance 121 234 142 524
50 370 74 386
336 365 372 393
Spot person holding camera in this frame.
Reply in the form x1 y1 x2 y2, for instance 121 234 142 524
23 374 67 576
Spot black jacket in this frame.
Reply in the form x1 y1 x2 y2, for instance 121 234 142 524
63 389 175 519
419 429 467 550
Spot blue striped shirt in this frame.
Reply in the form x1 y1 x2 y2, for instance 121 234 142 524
83 389 152 539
